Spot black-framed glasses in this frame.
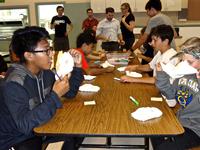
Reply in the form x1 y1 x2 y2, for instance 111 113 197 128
31 47 53 56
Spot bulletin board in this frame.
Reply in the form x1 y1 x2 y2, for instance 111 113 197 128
187 0 200 20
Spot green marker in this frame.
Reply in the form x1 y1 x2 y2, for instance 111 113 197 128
129 96 139 106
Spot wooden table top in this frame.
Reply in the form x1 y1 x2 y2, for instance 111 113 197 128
34 58 184 137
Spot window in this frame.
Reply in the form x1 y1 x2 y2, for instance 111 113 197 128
0 7 29 26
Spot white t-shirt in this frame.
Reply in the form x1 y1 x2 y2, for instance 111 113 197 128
149 48 177 76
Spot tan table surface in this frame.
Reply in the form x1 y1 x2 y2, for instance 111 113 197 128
34 65 184 137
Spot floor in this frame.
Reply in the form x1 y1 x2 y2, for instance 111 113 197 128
46 137 153 150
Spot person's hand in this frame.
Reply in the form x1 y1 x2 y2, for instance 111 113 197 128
106 67 115 73
136 53 145 59
125 65 138 71
69 49 82 68
53 75 70 97
120 75 134 83
119 40 125 45
121 16 126 23
156 63 162 71
99 53 106 59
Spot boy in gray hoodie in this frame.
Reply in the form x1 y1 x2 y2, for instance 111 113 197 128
152 37 200 149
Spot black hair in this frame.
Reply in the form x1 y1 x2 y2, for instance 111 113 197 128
87 8 93 13
150 24 174 44
10 26 50 63
56 6 64 11
145 0 162 11
76 32 96 48
106 7 114 14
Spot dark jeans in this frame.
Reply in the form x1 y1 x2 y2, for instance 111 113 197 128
101 41 120 51
12 136 84 150
151 127 200 150
122 37 135 51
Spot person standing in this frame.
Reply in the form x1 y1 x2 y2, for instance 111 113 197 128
50 5 73 67
120 3 135 51
82 8 98 32
96 7 124 51
131 0 177 52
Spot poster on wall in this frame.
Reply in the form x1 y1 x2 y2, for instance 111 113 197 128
0 0 5 3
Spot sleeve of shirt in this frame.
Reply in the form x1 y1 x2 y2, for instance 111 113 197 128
129 14 135 22
145 18 156 34
50 16 55 24
96 22 102 36
3 82 62 135
149 51 160 70
65 16 72 24
64 67 84 98
156 71 177 100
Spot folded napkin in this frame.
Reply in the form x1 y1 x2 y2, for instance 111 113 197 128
55 52 74 80
131 107 162 121
84 75 96 80
161 94 177 107
161 61 198 79
100 61 114 68
79 84 100 92
117 66 126 72
126 71 142 78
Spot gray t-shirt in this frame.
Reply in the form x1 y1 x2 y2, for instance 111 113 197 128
145 13 176 49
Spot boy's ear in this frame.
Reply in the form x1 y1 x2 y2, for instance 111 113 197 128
163 39 169 45
24 51 34 61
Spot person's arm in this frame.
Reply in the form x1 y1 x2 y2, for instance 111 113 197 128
137 53 153 63
64 67 84 98
96 34 108 41
120 76 155 84
96 22 109 41
4 82 62 135
85 66 114 76
156 71 176 100
65 23 73 36
131 33 148 51
86 53 105 60
121 18 135 32
50 17 55 29
125 64 152 72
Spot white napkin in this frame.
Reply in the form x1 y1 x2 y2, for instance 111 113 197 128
117 66 126 72
131 107 163 121
100 61 114 68
55 52 74 80
79 84 100 92
126 71 142 78
84 75 96 80
161 61 198 79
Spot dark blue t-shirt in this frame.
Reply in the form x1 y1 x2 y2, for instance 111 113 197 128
51 15 71 37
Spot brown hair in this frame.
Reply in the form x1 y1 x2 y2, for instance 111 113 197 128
121 2 133 14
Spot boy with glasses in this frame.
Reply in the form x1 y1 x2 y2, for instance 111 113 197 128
0 26 83 150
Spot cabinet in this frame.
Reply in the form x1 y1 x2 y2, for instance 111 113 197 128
91 0 148 13
161 0 182 11
91 0 106 13
106 0 121 12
